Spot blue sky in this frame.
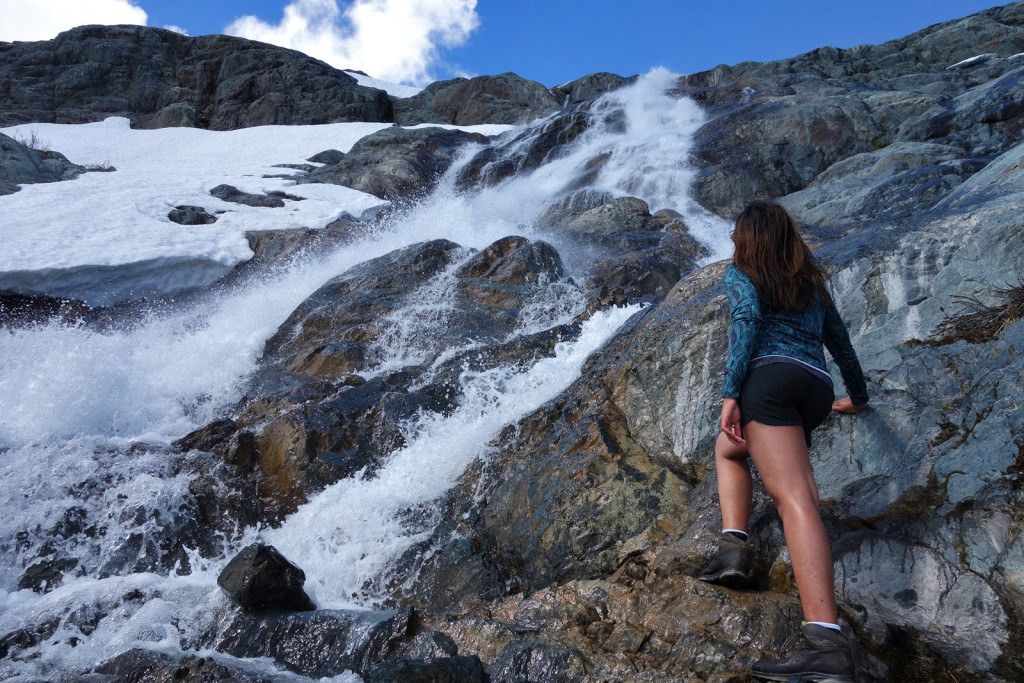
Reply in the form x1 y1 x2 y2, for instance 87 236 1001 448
1 1 1011 87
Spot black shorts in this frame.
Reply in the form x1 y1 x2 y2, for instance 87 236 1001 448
739 362 835 447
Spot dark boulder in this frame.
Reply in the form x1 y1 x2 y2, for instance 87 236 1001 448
167 205 217 225
209 184 302 208
301 126 489 200
308 148 346 164
0 25 393 129
394 72 561 126
217 543 315 611
0 132 86 195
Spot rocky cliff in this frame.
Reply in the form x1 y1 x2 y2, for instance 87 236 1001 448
3 4 1024 683
0 24 393 129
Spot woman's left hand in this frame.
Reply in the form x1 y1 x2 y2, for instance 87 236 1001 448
832 396 867 414
721 398 746 446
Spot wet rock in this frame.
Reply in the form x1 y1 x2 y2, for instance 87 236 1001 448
0 25 392 129
0 289 91 327
488 640 588 682
537 196 706 299
394 72 561 126
214 607 415 678
363 656 488 683
0 617 61 660
92 649 273 683
217 543 315 611
167 204 217 225
301 126 489 201
456 110 594 188
423 576 860 681
18 557 78 593
0 132 86 195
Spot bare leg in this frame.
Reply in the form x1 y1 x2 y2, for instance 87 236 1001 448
744 420 836 624
715 432 752 532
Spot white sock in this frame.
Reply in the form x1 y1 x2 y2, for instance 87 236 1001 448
722 528 747 538
806 621 842 632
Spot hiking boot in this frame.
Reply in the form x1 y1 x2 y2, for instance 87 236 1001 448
751 622 856 682
698 532 753 588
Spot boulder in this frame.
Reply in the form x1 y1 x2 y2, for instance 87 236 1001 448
0 132 86 195
308 148 346 164
217 543 315 611
394 72 561 126
301 126 489 200
167 204 217 225
0 25 393 129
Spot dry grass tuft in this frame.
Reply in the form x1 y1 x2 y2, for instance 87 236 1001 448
931 275 1024 345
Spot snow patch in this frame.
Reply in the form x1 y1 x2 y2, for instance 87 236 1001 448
345 70 423 98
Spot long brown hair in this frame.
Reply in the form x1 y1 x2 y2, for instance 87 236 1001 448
732 201 830 313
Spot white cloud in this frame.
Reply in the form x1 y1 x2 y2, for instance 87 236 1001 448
0 0 148 42
226 0 479 86
163 25 189 36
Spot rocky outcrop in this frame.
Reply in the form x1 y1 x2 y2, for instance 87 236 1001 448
0 132 86 195
551 72 633 105
536 194 707 300
301 126 490 200
217 543 315 611
680 2 1024 218
394 73 561 126
456 110 594 188
178 235 578 519
0 25 393 129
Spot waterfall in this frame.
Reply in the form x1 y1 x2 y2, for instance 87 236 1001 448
0 68 728 680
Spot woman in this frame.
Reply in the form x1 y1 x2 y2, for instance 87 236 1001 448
699 201 869 682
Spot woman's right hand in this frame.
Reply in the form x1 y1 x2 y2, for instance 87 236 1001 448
832 396 867 414
721 398 746 446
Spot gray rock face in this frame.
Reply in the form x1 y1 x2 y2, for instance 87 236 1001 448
550 72 633 105
0 132 86 195
680 2 1024 218
0 24 393 129
217 543 315 611
301 126 489 200
394 72 561 126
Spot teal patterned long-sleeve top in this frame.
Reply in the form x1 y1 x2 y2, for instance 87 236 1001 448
722 265 869 405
